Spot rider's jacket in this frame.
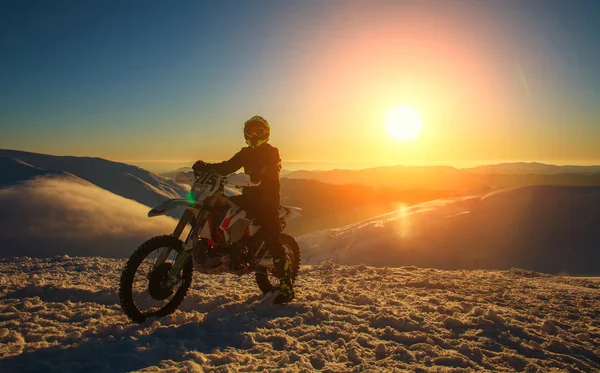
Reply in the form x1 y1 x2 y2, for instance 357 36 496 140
205 143 281 209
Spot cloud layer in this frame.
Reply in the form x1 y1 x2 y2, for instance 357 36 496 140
0 176 178 258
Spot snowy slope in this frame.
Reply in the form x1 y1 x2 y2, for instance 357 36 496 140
299 185 600 275
0 257 598 372
0 149 188 213
0 157 71 187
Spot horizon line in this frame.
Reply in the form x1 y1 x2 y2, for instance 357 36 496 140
2 148 600 169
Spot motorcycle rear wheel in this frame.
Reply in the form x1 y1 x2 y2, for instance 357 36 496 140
119 235 193 323
255 233 301 294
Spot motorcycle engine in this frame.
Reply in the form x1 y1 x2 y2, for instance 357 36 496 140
192 240 249 274
192 240 231 274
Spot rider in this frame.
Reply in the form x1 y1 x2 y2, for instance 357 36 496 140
192 115 294 304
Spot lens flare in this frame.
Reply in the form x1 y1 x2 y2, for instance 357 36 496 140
394 203 412 239
515 61 532 100
186 191 195 206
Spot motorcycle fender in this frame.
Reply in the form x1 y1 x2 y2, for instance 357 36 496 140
148 199 199 217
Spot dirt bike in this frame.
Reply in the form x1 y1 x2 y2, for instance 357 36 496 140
118 170 302 323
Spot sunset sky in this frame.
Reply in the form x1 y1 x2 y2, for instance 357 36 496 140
2 0 600 171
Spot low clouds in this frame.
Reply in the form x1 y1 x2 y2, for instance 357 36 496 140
0 176 178 258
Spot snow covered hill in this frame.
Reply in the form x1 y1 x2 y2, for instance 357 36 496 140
0 257 598 372
0 150 188 213
299 185 600 275
0 157 72 187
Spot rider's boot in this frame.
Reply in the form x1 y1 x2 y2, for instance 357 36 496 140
273 257 295 304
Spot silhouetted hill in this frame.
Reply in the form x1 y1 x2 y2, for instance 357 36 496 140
300 185 600 275
479 172 600 188
283 163 600 190
280 179 460 236
284 165 483 189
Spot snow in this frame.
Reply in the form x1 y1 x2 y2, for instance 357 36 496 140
299 185 600 275
0 157 70 187
1 257 599 372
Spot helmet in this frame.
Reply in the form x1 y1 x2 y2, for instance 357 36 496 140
244 115 270 148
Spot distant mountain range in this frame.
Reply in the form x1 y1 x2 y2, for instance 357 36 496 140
162 162 600 187
160 167 193 179
281 163 600 189
465 162 600 175
283 165 470 188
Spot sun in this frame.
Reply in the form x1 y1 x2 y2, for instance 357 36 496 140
386 106 422 141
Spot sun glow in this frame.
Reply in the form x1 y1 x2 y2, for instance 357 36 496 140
386 106 423 141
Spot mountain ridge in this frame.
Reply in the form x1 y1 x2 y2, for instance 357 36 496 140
0 149 188 215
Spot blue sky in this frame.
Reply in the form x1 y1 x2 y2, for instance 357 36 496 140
1 0 600 168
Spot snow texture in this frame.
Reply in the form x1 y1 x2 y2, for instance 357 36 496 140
1 257 599 372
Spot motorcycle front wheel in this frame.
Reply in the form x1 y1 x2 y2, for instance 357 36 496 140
119 235 193 323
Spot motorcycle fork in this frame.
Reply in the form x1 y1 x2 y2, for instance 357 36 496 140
167 195 217 279
152 209 197 271
168 210 207 278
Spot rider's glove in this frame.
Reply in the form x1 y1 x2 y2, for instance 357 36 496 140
192 160 207 173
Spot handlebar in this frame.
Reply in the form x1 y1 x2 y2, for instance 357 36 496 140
175 171 260 188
